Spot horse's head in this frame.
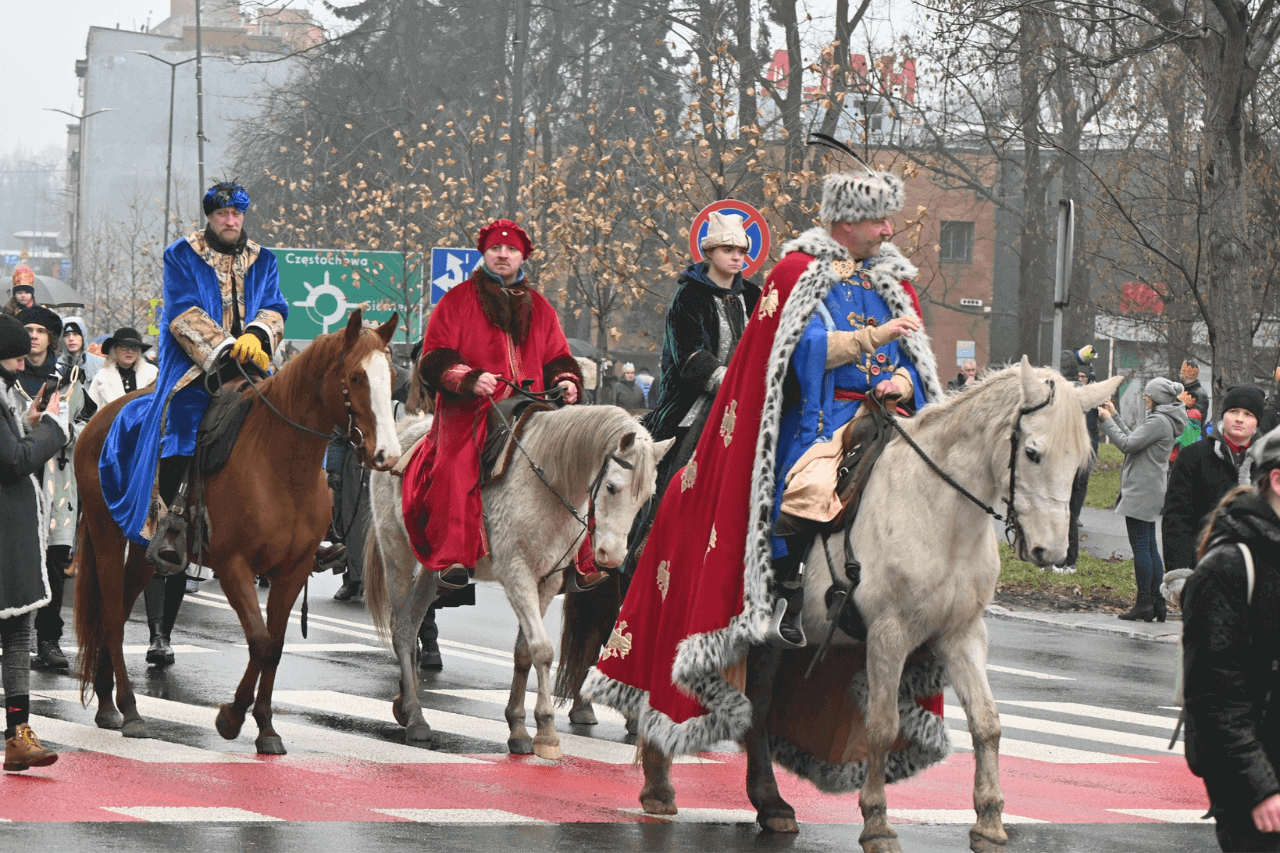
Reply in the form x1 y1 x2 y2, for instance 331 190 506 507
587 428 674 568
1001 356 1122 565
335 309 403 471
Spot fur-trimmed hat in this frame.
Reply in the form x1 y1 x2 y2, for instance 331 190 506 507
477 219 532 258
819 170 905 225
18 306 62 339
11 265 35 294
700 211 750 252
0 313 31 360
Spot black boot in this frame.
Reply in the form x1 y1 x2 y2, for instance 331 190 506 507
418 607 443 670
1152 592 1167 623
1118 592 1156 622
146 620 174 666
765 552 807 649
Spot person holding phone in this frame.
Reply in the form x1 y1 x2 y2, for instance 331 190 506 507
0 312 65 772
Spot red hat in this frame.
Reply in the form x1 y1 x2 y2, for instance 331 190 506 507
477 219 532 258
11 265 35 293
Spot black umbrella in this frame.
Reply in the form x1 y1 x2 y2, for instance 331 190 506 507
567 337 602 359
32 274 85 308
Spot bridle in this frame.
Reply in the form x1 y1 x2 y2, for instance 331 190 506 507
487 378 633 574
872 378 1057 554
232 337 380 467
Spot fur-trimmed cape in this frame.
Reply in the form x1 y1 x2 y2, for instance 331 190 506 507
584 226 947 785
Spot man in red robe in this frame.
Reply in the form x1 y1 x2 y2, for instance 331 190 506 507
405 220 582 588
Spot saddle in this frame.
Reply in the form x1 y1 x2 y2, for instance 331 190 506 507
481 397 553 486
197 383 255 477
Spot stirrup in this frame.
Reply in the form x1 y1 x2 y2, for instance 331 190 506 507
314 542 347 574
567 569 610 593
436 565 472 590
766 595 807 650
145 511 189 576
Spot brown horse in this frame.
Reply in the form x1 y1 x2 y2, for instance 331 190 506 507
73 310 401 754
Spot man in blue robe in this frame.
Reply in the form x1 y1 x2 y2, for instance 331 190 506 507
99 183 287 549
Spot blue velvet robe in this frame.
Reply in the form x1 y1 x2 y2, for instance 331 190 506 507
99 237 287 544
770 265 925 557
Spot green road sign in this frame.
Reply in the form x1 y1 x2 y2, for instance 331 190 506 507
272 248 422 341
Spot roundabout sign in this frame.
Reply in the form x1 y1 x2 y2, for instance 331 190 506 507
689 199 771 279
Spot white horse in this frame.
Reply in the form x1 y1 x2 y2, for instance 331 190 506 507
365 404 672 759
635 358 1120 853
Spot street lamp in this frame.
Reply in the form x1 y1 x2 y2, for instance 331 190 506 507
43 107 112 289
132 52 198 248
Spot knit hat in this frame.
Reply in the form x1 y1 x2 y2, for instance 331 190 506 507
0 313 31 359
18 305 62 339
11 265 35 294
1220 384 1266 423
1250 424 1280 481
1143 377 1184 407
62 315 87 337
102 327 152 355
203 181 251 216
477 219 532 258
700 211 750 252
819 169 905 225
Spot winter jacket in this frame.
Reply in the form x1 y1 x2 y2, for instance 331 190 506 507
1183 378 1210 425
1162 431 1259 570
1182 491 1280 817
0 369 65 618
1100 401 1187 522
610 378 647 410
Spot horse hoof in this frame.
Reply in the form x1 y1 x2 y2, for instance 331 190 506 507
568 707 598 726
121 719 149 739
859 833 903 853
406 723 433 744
95 710 124 730
532 743 562 760
256 736 287 755
760 815 800 833
392 695 408 727
507 737 534 755
969 829 1008 853
215 704 244 740
641 797 677 816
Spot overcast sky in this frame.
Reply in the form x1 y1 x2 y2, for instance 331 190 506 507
10 0 917 159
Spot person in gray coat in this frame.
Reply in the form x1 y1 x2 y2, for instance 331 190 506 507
0 313 65 772
1098 376 1188 622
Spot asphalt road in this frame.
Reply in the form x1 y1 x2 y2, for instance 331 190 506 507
8 570 1216 852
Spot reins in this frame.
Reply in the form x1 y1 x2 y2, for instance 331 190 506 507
487 378 631 576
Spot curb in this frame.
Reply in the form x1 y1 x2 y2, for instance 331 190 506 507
985 604 1181 645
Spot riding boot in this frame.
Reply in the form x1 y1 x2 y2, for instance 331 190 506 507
154 574 185 665
1117 592 1156 622
148 457 193 575
146 620 173 667
766 551 807 649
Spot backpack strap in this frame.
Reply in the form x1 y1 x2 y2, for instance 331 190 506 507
1236 541 1255 605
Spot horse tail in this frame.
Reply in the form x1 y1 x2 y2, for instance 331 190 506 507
362 507 393 648
73 522 104 705
554 570 625 702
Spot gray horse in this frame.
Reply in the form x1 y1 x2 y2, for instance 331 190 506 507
365 404 672 759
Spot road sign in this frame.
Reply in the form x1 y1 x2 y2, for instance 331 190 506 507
4 253 19 266
430 248 482 305
273 248 421 341
689 200 771 278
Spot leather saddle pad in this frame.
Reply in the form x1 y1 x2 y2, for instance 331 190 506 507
197 384 254 477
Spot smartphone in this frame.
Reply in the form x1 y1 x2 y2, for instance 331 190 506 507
35 378 56 412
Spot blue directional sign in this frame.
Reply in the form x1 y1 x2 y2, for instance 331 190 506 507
4 253 19 266
430 248 482 305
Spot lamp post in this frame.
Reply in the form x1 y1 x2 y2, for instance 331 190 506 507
43 107 112 289
132 52 197 248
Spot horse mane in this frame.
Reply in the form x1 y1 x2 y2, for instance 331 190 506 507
909 363 1091 466
255 324 380 414
518 405 655 500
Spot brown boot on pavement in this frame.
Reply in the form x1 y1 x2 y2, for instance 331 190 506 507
5 723 58 772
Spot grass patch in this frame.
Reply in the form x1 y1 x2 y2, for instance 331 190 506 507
1085 443 1123 509
998 540 1135 599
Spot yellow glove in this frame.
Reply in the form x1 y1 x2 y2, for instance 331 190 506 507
230 333 269 372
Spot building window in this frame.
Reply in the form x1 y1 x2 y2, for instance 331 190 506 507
939 221 974 263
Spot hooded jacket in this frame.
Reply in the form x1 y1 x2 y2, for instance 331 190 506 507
1182 490 1280 816
1162 429 1259 569
1099 400 1187 521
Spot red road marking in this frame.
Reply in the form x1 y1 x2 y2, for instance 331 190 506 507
0 752 1208 824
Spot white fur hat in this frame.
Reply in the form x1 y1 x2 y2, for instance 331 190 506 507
819 170 905 224
700 211 750 252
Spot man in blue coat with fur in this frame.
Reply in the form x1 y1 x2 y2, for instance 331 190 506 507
99 182 287 550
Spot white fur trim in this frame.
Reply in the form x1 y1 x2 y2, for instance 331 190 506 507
820 171 905 224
